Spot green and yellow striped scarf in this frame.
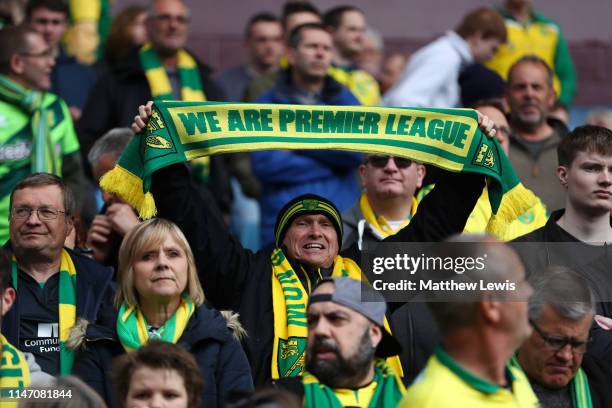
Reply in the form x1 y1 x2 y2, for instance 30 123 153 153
116 293 195 352
100 102 538 239
0 334 30 407
360 193 418 240
10 249 76 375
270 248 403 380
139 43 206 102
302 359 406 408
510 355 592 408
0 74 58 175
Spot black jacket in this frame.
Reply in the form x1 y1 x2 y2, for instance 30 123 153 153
513 210 612 368
582 353 612 408
1 247 116 357
77 50 233 213
72 306 253 408
151 163 484 385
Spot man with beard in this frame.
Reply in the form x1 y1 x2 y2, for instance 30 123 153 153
277 277 406 407
506 55 569 210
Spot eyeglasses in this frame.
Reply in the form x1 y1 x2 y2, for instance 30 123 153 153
529 318 591 355
366 155 413 169
11 207 67 220
31 17 66 26
18 48 57 59
153 14 190 25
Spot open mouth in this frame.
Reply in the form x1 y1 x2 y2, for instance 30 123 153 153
304 243 324 250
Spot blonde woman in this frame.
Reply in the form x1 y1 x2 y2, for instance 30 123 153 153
71 218 253 407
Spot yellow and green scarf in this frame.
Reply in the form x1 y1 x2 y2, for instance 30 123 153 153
10 249 76 375
139 43 206 102
116 293 195 352
510 355 592 408
360 193 418 240
0 74 58 175
139 44 212 182
100 102 537 240
0 334 30 406
270 248 402 379
302 359 406 408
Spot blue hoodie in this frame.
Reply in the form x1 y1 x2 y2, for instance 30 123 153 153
254 69 363 245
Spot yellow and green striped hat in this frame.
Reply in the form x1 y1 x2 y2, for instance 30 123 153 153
274 194 343 247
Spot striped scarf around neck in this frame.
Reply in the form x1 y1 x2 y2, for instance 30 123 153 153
11 249 76 375
116 292 195 352
0 74 57 175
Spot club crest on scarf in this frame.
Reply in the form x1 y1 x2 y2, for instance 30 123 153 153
278 337 306 377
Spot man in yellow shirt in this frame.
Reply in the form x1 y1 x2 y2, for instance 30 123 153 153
400 237 539 407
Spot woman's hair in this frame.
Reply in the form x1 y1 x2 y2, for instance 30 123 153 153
112 340 203 408
19 376 107 408
104 5 147 64
115 218 205 308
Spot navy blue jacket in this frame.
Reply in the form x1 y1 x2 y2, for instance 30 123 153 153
51 48 97 111
1 247 115 353
253 69 363 245
72 305 253 408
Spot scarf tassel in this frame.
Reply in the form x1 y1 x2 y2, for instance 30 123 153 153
486 183 535 238
100 165 156 219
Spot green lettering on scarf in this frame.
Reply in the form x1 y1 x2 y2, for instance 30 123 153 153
101 102 537 241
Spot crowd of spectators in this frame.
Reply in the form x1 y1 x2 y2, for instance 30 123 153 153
0 0 610 407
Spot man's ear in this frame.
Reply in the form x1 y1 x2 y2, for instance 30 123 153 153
10 54 24 76
1 287 16 317
480 292 502 325
369 323 383 349
415 164 426 188
358 164 368 187
557 165 569 188
285 47 296 66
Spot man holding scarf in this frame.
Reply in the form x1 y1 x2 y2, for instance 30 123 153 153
278 277 406 407
131 102 497 385
1 173 114 378
0 25 86 244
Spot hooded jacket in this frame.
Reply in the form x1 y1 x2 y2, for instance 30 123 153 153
71 306 253 408
253 68 363 246
150 163 484 385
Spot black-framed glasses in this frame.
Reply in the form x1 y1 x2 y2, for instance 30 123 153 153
529 318 591 355
366 155 413 169
11 207 67 220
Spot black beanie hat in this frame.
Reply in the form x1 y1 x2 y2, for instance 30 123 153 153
274 194 343 247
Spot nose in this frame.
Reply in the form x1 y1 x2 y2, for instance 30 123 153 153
384 157 399 172
308 222 323 238
25 209 42 225
311 319 332 338
149 393 163 408
154 251 170 270
598 168 611 185
555 344 574 362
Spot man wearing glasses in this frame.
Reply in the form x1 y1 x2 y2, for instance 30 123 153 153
514 267 612 407
342 154 425 250
1 173 114 378
0 25 86 245
78 0 224 176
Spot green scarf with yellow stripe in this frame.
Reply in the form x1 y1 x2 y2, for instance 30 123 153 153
270 248 403 380
10 249 76 375
302 359 406 408
0 74 58 175
510 355 592 408
116 293 195 352
100 102 538 239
